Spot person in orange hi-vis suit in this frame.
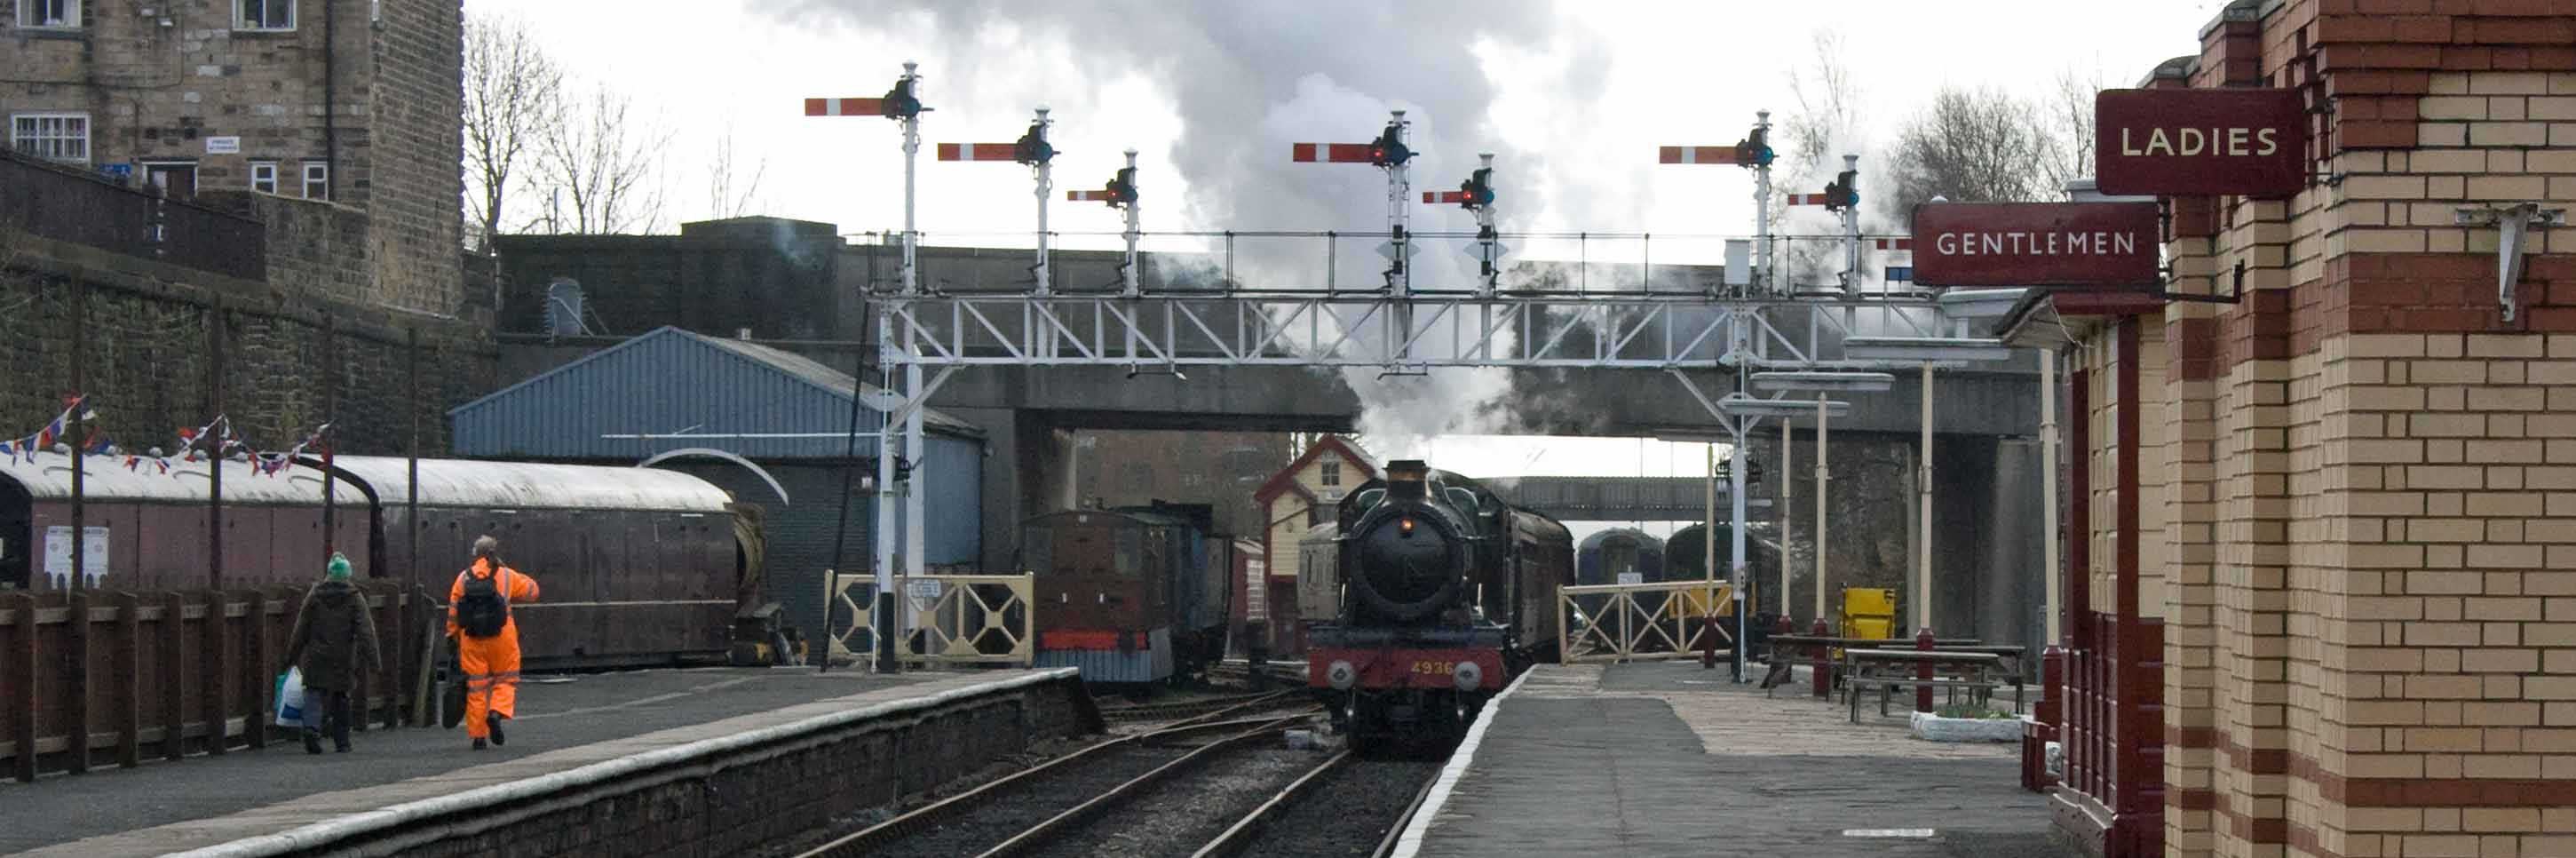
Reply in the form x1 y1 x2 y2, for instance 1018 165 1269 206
448 535 539 750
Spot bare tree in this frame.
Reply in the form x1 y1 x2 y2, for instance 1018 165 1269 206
1780 28 1862 183
1775 29 1866 290
535 83 671 234
462 12 565 246
2037 65 2106 194
1881 85 2057 221
704 130 769 220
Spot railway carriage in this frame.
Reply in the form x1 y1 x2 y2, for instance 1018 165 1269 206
1019 502 1233 685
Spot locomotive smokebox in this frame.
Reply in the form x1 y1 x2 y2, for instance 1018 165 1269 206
1386 459 1430 499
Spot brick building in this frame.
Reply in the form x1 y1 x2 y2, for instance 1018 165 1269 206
4 0 464 313
2003 2 2576 856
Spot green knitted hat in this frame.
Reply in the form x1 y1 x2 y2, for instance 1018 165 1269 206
325 552 352 580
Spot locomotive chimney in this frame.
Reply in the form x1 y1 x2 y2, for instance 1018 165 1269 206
1386 459 1430 500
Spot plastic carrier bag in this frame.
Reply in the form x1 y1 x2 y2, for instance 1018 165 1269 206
273 668 308 727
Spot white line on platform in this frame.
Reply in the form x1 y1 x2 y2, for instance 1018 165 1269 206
1389 667 1536 858
1843 829 1938 838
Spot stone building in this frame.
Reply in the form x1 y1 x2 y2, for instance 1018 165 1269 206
0 0 483 457
2005 3 2576 856
4 0 464 313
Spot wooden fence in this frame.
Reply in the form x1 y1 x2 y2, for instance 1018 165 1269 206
0 580 439 782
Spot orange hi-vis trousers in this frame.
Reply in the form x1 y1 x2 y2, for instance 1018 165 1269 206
459 631 521 737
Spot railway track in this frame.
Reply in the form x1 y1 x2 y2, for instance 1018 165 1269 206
1095 690 1301 722
789 696 1444 858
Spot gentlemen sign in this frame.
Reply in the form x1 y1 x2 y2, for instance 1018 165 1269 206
2095 89 2305 196
1911 202 2160 288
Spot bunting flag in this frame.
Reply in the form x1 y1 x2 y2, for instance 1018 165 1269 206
9 395 87 462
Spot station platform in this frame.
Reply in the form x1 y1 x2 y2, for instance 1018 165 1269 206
0 666 998 857
1400 662 2057 858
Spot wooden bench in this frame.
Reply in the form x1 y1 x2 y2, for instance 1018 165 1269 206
1841 648 2007 723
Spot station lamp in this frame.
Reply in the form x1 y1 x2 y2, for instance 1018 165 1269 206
1713 394 1852 418
1750 370 1895 393
1840 337 2017 362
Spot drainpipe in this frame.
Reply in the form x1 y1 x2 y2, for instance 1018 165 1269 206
322 0 337 199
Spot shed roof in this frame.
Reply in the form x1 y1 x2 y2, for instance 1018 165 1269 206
450 326 978 461
0 450 369 505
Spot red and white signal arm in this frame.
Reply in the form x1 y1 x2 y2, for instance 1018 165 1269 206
803 97 884 116
937 143 1019 162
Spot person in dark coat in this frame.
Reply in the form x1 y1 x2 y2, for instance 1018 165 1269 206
282 553 383 754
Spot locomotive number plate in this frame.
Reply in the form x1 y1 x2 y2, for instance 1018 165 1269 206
1411 661 1454 676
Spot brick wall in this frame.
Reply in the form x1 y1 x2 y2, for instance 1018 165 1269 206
2088 2 2576 857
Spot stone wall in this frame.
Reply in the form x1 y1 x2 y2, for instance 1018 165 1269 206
0 228 492 457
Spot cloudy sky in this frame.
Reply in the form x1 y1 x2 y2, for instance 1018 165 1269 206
475 0 2223 515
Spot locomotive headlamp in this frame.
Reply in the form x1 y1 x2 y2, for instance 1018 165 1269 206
1452 660 1482 691
1328 660 1358 690
1400 518 1415 535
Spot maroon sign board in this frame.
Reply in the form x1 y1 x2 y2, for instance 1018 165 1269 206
2094 88 2306 197
1910 202 2160 289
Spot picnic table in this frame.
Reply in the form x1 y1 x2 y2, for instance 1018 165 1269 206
1758 636 1983 695
1841 648 2008 724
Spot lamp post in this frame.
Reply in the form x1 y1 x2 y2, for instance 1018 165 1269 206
1837 338 2013 680
1751 371 1892 630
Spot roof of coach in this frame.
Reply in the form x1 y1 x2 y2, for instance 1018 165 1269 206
310 456 733 512
1021 508 1190 529
1580 527 1664 552
0 450 370 505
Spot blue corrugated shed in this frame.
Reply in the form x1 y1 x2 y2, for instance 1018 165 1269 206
451 326 977 460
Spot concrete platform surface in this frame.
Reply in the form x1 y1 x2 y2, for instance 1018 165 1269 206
1404 663 2058 858
0 666 958 856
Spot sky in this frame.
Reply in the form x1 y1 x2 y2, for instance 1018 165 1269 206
471 0 2225 517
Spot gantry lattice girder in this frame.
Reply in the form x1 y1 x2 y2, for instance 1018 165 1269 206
869 292 1959 370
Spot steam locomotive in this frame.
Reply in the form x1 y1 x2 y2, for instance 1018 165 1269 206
1305 460 1572 751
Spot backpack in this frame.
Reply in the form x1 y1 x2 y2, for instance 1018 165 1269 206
456 568 510 638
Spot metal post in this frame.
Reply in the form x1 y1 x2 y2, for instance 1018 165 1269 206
68 275 86 594
1918 361 1934 634
1474 152 1498 297
1032 107 1053 296
900 61 921 297
1813 399 1829 627
1753 109 1772 295
1121 148 1141 297
1729 417 1749 682
208 307 226 592
1780 416 1792 621
1840 154 1861 294
873 314 900 673
905 330 927 584
321 315 337 558
1386 110 1411 298
2041 353 2061 643
1700 441 1716 671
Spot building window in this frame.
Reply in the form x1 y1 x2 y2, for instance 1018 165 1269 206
8 112 88 163
1320 461 1341 487
15 0 80 28
141 162 197 199
250 161 278 194
301 160 329 200
235 0 291 29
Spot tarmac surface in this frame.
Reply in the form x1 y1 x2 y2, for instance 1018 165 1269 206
1407 662 2061 858
0 666 930 855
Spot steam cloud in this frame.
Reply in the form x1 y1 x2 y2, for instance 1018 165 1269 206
760 1 1607 451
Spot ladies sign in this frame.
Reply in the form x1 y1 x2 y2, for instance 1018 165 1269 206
2095 89 2306 197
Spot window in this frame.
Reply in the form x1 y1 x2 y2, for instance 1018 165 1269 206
142 162 197 199
235 0 291 29
250 161 278 194
9 112 88 163
15 0 79 28
300 160 329 200
1320 461 1341 487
